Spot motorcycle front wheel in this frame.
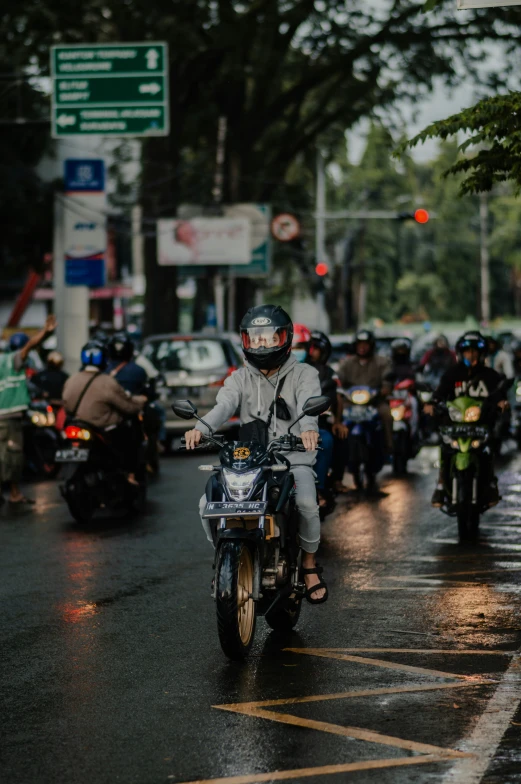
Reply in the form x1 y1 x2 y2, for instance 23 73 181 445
457 502 479 543
216 541 257 660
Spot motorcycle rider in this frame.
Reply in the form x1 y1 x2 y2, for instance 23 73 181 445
512 340 521 377
389 338 415 382
419 334 456 380
184 304 328 604
106 332 148 394
337 329 394 458
426 331 508 508
305 330 349 502
0 315 57 505
388 337 419 440
485 335 514 379
31 351 68 403
62 340 147 485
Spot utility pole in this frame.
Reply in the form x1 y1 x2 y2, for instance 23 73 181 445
315 150 328 330
212 116 227 332
479 192 490 324
54 194 89 375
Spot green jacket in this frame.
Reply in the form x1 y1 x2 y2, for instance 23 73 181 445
0 352 30 417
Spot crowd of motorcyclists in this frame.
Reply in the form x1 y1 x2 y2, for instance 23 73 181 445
2 308 521 590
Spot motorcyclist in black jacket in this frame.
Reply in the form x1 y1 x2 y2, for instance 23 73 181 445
305 330 348 504
426 331 508 508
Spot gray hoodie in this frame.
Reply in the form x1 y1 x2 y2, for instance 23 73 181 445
195 354 322 466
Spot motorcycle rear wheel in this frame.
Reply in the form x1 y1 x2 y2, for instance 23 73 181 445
216 541 256 660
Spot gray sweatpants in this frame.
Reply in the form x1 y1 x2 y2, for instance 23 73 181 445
199 464 321 554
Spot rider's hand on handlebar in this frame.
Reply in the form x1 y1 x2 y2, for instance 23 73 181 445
301 431 319 451
497 400 509 412
185 428 202 450
423 404 434 417
332 422 349 440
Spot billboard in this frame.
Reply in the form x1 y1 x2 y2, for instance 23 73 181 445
157 218 251 265
457 0 521 7
63 159 107 287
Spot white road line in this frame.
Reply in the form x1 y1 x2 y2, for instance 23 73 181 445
442 650 521 784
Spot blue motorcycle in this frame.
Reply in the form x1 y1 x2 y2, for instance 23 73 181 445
341 386 385 491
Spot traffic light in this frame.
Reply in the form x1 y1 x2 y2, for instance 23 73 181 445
397 209 430 224
414 208 429 224
315 262 329 276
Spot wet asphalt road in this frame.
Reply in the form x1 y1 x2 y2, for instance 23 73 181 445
2 448 521 784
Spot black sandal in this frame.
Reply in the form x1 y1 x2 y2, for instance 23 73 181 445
301 565 329 605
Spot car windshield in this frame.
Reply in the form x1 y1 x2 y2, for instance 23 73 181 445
143 339 228 373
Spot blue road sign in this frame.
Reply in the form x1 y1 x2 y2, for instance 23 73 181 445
65 259 105 287
65 159 105 192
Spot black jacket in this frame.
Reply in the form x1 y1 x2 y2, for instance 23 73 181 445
434 363 507 404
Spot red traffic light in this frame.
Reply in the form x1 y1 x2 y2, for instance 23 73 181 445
315 262 329 276
414 208 429 224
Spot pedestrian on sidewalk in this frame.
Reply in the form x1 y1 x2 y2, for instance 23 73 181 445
0 315 57 505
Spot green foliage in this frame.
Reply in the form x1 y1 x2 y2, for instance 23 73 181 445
401 92 521 195
327 129 519 323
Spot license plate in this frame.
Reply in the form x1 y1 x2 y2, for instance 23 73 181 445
203 501 267 518
345 405 376 422
55 448 89 463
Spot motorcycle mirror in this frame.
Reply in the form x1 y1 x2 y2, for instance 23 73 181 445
301 395 331 417
172 399 198 420
288 395 331 432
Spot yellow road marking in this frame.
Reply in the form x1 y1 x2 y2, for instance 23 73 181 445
284 648 470 679
177 648 513 784
215 705 470 757
177 754 466 784
214 680 486 711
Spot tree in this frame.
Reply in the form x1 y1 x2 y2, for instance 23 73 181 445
4 0 521 329
402 92 521 195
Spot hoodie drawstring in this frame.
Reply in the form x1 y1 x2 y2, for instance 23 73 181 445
257 375 261 417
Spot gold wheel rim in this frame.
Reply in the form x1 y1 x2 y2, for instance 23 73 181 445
237 547 255 645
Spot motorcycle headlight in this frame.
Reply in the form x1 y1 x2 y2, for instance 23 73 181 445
222 468 261 502
351 389 371 405
464 406 481 423
471 439 482 448
391 405 406 422
448 407 463 422
29 411 48 427
516 383 521 401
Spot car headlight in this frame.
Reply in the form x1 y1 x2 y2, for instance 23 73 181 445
464 406 481 423
391 405 406 422
448 407 463 422
222 468 261 502
351 389 370 405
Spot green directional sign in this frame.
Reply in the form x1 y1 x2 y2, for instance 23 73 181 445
51 42 169 138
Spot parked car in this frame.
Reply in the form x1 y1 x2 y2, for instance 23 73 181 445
140 333 243 452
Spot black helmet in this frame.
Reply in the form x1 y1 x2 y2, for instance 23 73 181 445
456 331 487 364
240 304 293 370
108 332 134 362
355 329 375 357
391 337 411 363
91 328 109 346
80 340 108 370
309 330 332 363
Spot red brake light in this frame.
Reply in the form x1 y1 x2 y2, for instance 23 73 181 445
65 425 91 441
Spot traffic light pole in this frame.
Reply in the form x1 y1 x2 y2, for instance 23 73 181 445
479 193 491 324
315 150 328 330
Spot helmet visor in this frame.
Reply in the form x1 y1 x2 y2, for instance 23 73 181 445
241 327 288 351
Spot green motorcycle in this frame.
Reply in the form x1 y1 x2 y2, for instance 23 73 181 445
438 395 491 542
